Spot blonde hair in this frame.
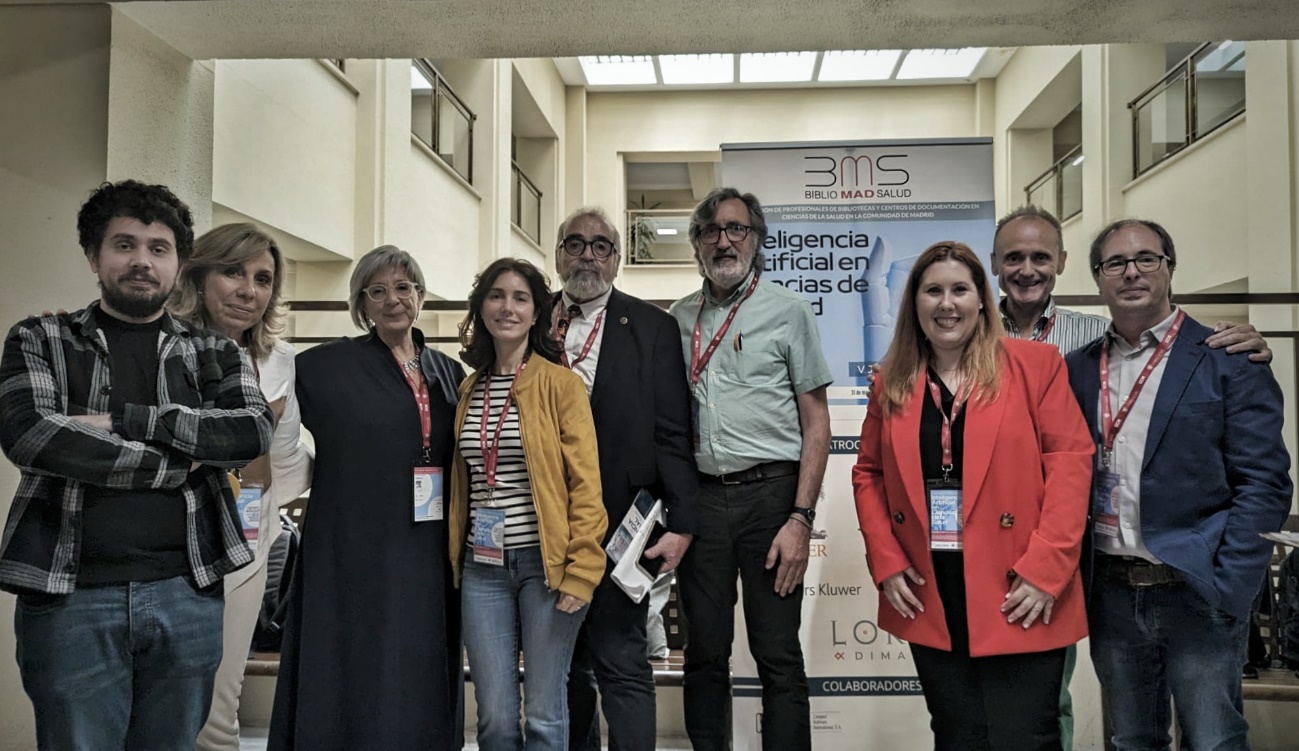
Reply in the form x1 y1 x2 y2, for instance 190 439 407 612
348 246 427 331
876 241 1005 415
171 222 286 360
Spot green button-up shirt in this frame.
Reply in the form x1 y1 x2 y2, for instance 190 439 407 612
669 272 833 476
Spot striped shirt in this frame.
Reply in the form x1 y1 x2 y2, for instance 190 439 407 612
1000 298 1111 356
0 303 273 594
458 375 540 549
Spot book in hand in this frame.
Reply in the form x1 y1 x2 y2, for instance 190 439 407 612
607 489 668 603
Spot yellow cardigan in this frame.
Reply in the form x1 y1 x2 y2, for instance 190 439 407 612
449 355 608 602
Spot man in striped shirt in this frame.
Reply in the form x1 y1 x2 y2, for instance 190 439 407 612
0 180 273 750
991 204 1269 751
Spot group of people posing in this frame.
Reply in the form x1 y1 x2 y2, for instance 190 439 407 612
0 178 1290 751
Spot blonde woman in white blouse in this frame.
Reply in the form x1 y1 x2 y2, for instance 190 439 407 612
171 222 313 751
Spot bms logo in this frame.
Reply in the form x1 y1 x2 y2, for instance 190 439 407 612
803 154 911 189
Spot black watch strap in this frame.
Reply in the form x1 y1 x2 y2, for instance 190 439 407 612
790 507 816 523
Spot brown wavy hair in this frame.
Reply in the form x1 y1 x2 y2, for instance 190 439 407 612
875 241 1004 415
458 258 562 370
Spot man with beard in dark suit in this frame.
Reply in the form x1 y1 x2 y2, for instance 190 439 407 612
556 207 699 751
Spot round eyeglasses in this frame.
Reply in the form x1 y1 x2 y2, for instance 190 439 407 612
561 236 616 259
1093 255 1171 277
364 281 420 302
697 223 752 245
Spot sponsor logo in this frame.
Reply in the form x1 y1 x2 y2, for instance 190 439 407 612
827 619 909 663
812 711 844 733
802 153 914 200
805 582 865 598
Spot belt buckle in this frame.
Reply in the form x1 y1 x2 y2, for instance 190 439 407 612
719 472 743 485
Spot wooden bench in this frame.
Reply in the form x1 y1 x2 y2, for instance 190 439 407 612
245 650 686 687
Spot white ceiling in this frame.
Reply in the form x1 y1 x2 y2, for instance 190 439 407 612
63 0 1299 62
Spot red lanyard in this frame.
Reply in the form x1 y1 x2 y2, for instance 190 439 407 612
399 359 431 450
559 309 605 369
690 275 760 385
1033 310 1057 343
926 373 968 477
1099 309 1185 467
480 358 528 490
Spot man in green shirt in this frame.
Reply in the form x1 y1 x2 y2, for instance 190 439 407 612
670 187 832 751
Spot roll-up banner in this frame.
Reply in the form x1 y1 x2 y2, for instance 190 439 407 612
720 138 995 749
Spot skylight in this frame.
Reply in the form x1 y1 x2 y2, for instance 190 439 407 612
739 52 818 83
818 50 902 81
578 55 657 86
660 54 734 85
895 48 987 80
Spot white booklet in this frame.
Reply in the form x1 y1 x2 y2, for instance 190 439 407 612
607 489 668 603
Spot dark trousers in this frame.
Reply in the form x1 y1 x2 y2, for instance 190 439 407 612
910 552 1066 751
567 574 656 751
677 474 810 751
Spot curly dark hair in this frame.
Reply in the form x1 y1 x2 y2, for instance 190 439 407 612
77 180 195 261
458 258 562 370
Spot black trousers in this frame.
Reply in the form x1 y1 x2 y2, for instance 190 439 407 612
910 552 1066 751
677 474 810 751
567 573 656 751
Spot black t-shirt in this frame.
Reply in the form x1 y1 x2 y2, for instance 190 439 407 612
78 308 189 585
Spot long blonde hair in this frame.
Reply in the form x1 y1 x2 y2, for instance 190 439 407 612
875 241 1004 415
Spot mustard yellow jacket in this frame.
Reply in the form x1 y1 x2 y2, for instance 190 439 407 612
449 355 608 601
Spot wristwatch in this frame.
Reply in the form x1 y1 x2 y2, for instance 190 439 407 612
790 507 816 523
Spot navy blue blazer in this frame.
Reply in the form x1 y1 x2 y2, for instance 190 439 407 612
555 288 699 543
1066 314 1292 619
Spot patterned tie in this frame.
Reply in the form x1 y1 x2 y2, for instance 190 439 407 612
554 303 582 341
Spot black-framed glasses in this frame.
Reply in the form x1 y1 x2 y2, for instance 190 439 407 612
364 281 420 302
697 223 752 245
561 235 616 259
1093 254 1172 277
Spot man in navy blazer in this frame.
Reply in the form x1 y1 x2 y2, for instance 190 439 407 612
554 207 700 751
1066 218 1292 751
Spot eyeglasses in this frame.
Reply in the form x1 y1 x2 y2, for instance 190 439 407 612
364 281 420 302
561 236 616 259
1093 255 1172 277
697 223 752 245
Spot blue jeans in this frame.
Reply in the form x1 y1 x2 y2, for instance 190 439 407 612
13 575 225 751
1089 577 1250 751
464 546 588 751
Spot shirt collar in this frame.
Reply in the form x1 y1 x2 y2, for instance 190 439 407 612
998 296 1055 338
1107 305 1179 353
561 287 612 320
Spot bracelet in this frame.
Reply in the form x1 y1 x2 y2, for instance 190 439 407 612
788 512 813 529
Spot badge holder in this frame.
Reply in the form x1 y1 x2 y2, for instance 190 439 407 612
1092 451 1121 539
236 482 264 551
927 467 963 552
412 449 444 523
471 507 506 565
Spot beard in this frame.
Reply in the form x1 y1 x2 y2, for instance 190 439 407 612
562 266 612 303
703 253 753 293
99 274 170 320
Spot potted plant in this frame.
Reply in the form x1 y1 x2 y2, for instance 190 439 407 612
627 194 662 262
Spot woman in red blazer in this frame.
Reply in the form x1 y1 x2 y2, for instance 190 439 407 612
851 241 1093 751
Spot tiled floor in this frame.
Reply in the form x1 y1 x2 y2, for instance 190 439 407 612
238 727 692 750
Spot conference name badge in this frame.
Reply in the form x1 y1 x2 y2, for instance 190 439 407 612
412 465 444 522
1092 470 1121 539
472 507 506 565
236 483 264 551
927 481 963 551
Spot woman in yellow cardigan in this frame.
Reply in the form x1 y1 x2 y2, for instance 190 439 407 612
451 257 608 751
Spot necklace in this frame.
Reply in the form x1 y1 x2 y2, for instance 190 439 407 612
402 356 420 373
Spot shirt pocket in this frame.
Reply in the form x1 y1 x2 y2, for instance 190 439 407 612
739 340 787 385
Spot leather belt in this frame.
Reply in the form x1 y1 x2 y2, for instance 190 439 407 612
1095 555 1180 587
700 460 800 486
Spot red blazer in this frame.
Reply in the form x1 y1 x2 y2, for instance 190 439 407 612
852 339 1093 657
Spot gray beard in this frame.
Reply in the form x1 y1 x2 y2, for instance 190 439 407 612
705 262 749 294
563 274 611 303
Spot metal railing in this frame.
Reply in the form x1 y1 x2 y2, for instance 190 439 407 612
1025 145 1083 222
511 162 542 244
1130 41 1246 177
625 208 695 265
411 60 476 183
